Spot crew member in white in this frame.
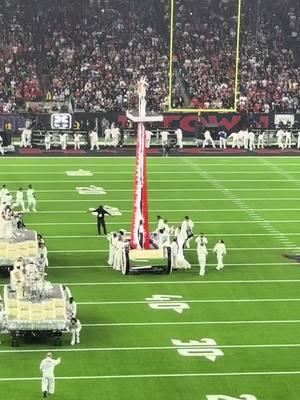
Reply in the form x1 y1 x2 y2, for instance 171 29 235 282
257 131 265 149
181 216 194 248
175 128 183 149
197 242 208 276
284 130 292 149
213 239 227 270
13 188 26 211
27 184 37 212
276 129 284 150
248 130 255 150
89 129 99 150
202 130 216 148
160 130 169 146
74 132 81 150
145 129 152 149
69 317 82 345
0 135 4 155
59 133 68 150
39 352 61 398
0 184 9 202
44 132 51 150
104 126 112 146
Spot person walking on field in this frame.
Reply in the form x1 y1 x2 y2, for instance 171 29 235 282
88 205 111 235
39 352 61 398
197 242 208 276
213 239 227 270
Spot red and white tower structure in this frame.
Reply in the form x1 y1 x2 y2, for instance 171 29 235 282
126 77 163 250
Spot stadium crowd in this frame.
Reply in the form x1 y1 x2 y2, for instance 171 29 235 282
0 0 299 113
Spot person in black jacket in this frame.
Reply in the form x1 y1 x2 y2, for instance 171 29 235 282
88 205 111 235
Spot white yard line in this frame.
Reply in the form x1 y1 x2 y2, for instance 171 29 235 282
76 298 300 305
33 208 300 213
1 370 300 382
58 279 300 286
82 319 300 327
35 198 300 202
3 171 300 174
44 247 298 253
46 262 296 269
1 343 300 354
43 233 300 239
26 220 300 225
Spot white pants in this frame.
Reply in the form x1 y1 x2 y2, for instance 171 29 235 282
104 135 111 146
219 138 226 149
42 376 55 394
71 326 81 345
177 135 183 148
74 141 80 150
145 138 151 149
249 139 255 150
90 140 99 150
0 144 4 155
13 200 25 211
27 198 37 211
285 137 291 149
108 246 115 266
297 136 300 149
202 138 215 148
61 142 67 150
45 142 51 150
198 257 206 275
278 139 283 149
257 138 264 148
216 254 224 270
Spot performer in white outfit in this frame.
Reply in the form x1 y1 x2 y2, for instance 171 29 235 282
213 239 227 270
13 188 26 211
74 133 81 150
181 216 194 248
104 127 112 146
69 317 82 345
170 239 178 270
248 130 255 150
89 129 99 150
155 215 165 233
38 243 49 267
257 132 265 149
284 130 292 149
113 236 126 271
175 128 183 148
40 352 61 398
161 130 169 146
66 297 77 319
59 133 68 150
107 232 118 266
27 184 37 212
202 130 216 148
145 130 152 149
175 225 187 257
0 135 4 155
197 242 208 276
0 185 9 203
44 132 51 150
276 129 284 149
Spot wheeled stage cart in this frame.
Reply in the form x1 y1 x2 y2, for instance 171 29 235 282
1 284 68 346
121 247 171 275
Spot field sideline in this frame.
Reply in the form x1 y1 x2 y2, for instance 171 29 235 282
0 156 300 400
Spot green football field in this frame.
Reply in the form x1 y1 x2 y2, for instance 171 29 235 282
1 156 300 400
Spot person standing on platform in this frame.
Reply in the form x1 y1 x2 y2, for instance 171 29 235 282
39 352 61 398
88 205 111 235
213 239 227 270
